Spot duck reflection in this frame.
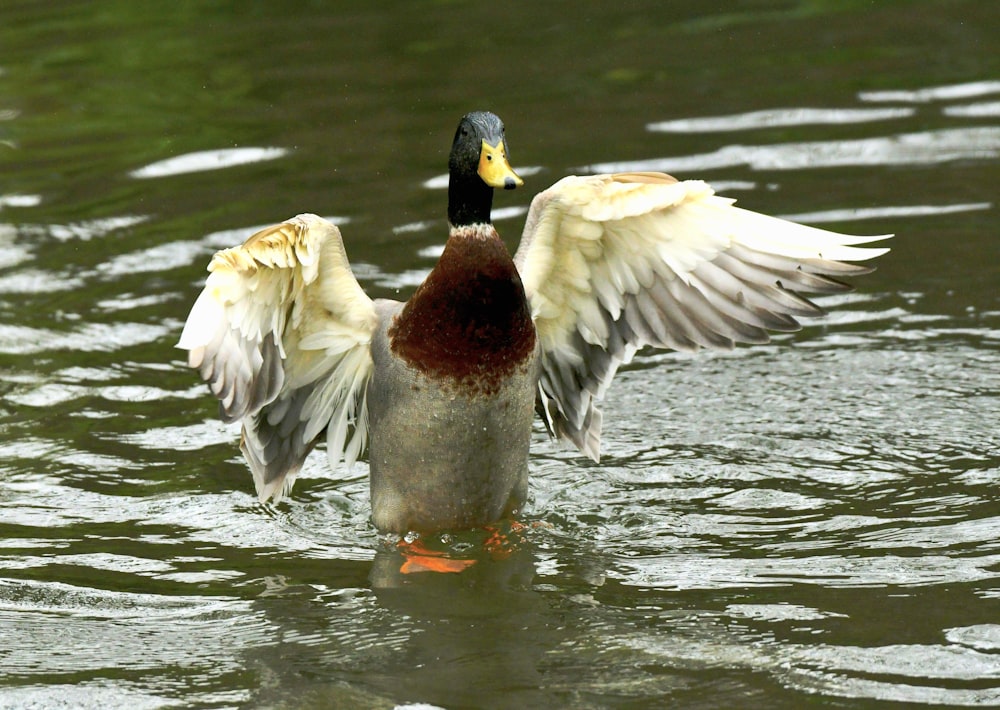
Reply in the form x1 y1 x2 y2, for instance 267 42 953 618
242 524 590 709
366 526 546 707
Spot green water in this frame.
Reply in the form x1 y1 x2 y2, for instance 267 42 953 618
2 1 1000 708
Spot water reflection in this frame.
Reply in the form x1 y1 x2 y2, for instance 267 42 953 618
858 79 1000 103
945 101 1000 118
585 127 1000 173
129 147 290 179
647 106 915 133
782 201 992 225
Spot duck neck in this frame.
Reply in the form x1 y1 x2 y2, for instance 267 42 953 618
448 173 494 226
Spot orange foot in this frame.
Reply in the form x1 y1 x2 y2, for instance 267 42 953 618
483 520 530 560
397 538 477 574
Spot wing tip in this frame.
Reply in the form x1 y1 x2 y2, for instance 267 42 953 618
256 476 294 505
248 455 299 506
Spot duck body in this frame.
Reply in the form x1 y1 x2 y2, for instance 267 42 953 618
367 224 540 533
178 111 892 535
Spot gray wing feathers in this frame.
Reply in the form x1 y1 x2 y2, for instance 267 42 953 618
190 328 285 424
241 383 319 498
178 214 376 503
517 175 891 460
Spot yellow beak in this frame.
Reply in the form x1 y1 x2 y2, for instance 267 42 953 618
477 139 524 190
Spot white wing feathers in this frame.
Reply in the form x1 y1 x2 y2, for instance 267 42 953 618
178 213 376 502
513 173 891 461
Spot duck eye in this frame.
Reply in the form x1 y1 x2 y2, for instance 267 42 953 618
487 154 493 161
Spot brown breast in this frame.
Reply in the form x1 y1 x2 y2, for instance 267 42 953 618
388 224 537 396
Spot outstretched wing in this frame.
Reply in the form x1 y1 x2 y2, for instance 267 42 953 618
178 213 377 502
513 173 891 460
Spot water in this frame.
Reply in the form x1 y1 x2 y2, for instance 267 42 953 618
2 1 999 708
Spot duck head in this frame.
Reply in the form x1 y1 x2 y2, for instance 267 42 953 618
447 111 524 226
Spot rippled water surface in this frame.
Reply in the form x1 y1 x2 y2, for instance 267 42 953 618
2 2 1000 708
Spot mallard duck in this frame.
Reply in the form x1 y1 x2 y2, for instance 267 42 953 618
178 111 890 534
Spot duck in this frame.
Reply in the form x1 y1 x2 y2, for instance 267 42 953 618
178 110 890 534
